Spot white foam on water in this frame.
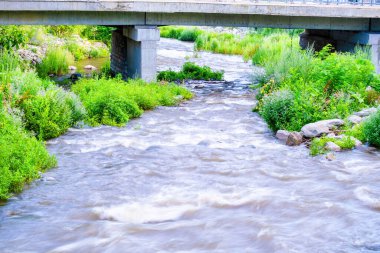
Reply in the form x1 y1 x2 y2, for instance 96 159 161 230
354 186 380 209
94 187 275 224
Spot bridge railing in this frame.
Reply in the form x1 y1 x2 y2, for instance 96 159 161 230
242 0 380 5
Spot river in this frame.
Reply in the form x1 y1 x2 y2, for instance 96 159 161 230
1 38 380 253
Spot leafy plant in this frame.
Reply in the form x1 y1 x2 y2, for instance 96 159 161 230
72 78 192 126
259 89 295 132
310 136 356 156
37 47 74 77
0 25 28 49
363 109 380 147
0 110 56 200
157 62 223 82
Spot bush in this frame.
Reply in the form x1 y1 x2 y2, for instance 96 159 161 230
363 109 380 147
37 47 74 77
47 25 81 38
21 88 85 140
310 136 356 156
259 89 295 132
178 29 201 42
81 26 115 46
0 25 28 49
255 41 380 133
157 62 224 82
0 111 56 200
72 78 192 126
2 65 85 140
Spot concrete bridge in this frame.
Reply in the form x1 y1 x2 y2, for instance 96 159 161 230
1 0 380 80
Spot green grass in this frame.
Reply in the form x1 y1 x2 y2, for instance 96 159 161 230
72 78 193 126
157 62 224 82
256 43 380 132
310 136 356 156
37 47 74 77
160 26 302 62
0 110 57 200
363 109 380 147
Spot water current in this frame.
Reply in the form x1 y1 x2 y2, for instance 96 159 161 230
1 38 380 253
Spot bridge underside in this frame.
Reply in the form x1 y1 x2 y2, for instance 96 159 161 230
0 11 380 32
1 10 380 79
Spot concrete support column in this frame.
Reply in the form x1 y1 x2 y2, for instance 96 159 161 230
111 28 128 79
110 26 160 82
300 29 380 73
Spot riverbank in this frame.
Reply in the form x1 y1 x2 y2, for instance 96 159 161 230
160 26 380 157
2 38 380 252
0 26 193 200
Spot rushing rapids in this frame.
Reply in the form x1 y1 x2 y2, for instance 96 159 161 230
1 39 380 252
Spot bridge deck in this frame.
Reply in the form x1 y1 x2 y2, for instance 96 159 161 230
0 0 380 18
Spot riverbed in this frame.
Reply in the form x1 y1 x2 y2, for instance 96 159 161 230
1 38 380 252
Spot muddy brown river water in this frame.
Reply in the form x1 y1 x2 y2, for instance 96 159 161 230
1 39 380 253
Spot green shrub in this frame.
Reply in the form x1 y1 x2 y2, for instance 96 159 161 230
0 49 22 81
0 110 56 200
345 122 365 142
2 67 85 140
37 47 74 77
363 109 380 147
21 88 85 140
66 41 87 60
310 136 356 156
255 41 380 133
81 26 115 46
0 25 28 49
47 25 79 38
157 62 224 82
72 78 192 126
259 89 295 132
178 29 201 42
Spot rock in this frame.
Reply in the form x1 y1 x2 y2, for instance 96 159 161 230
324 142 341 152
276 130 290 142
84 65 97 70
334 135 362 148
326 133 336 138
301 119 345 138
68 66 77 71
326 152 336 161
353 138 363 148
348 115 362 124
286 132 303 146
354 107 377 117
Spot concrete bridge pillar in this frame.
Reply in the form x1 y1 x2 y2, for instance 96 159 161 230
111 26 160 82
300 30 380 73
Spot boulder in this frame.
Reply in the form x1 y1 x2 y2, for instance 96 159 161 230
354 108 377 117
276 130 290 142
68 65 77 71
353 138 363 148
347 115 362 124
84 65 97 70
325 142 341 152
301 119 344 138
286 132 303 146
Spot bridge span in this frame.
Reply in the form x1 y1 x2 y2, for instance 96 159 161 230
1 0 380 80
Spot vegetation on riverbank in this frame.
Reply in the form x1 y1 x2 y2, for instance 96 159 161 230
250 36 380 154
161 26 380 153
72 78 193 126
160 26 302 61
157 62 224 82
0 25 111 75
0 42 192 200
